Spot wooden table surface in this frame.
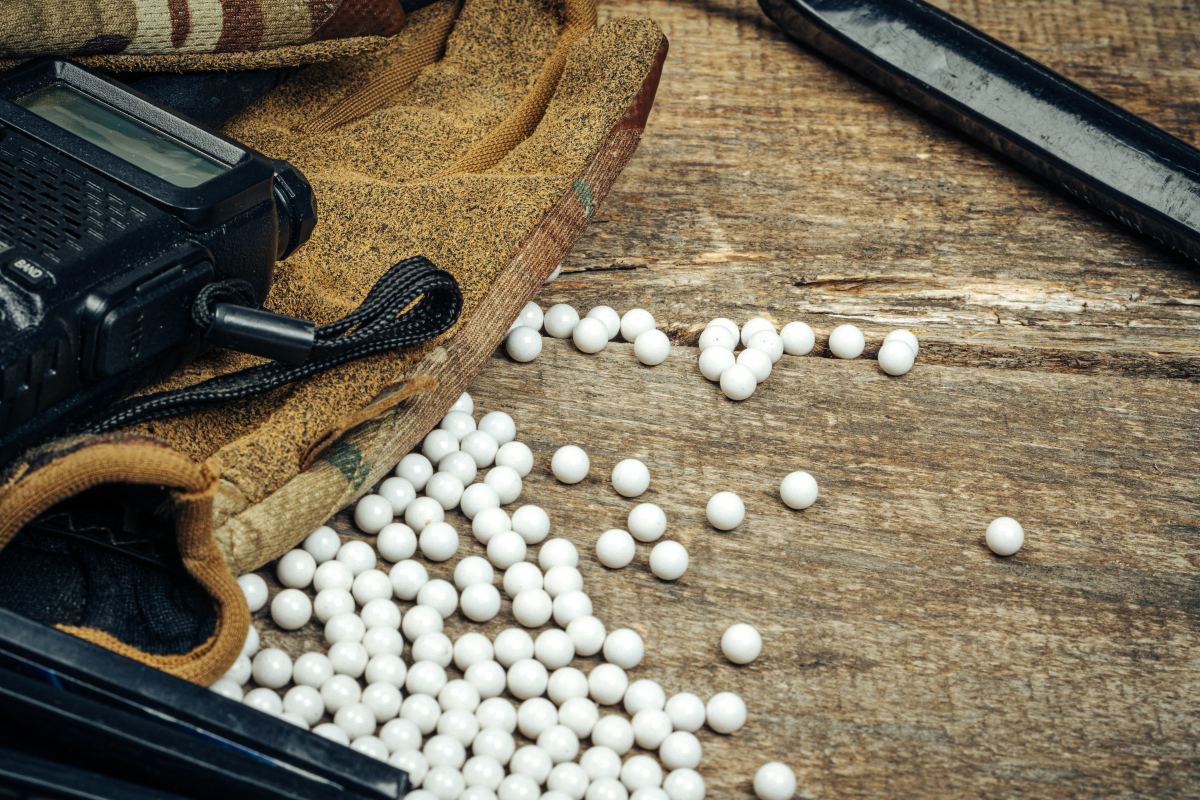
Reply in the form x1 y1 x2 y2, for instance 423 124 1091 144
282 1 1200 796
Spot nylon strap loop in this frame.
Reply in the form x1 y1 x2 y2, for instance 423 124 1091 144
85 256 462 433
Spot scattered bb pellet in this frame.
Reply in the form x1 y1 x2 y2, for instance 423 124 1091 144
459 483 500 519
878 338 916 376
740 317 776 346
396 453 434 491
707 317 740 338
484 465 522 505
746 329 783 364
660 730 702 770
592 670 634 713
303 526 341 564
634 329 671 366
277 549 316 589
611 458 651 498
505 325 543 362
539 538 579 570
624 679 665 715
510 504 550 544
587 306 622 340
479 411 516 445
439 410 475 441
649 540 689 581
754 762 798 800
627 502 667 543
418 521 459 563
312 560 352 594
486 530 527 569
698 346 735 381
620 308 656 342
551 445 590 484
664 767 707 799
705 491 745 531
736 348 772 383
379 476 417 514
544 303 581 338
828 323 865 359
632 708 672 750
698 325 736 351
425 473 464 510
985 516 1024 556
461 583 501 622
664 693 706 733
780 321 815 355
271 589 312 630
779 470 818 510
377 523 416 562
602 628 645 670
353 494 393 534
884 328 919 356
516 301 544 332
450 392 474 416
572 317 610 354
422 428 458 465
720 623 762 665
496 442 535 478
404 496 445 532
705 691 747 734
338 540 376 576
719 363 756 401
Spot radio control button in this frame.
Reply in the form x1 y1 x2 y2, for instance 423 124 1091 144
4 256 54 290
90 259 211 378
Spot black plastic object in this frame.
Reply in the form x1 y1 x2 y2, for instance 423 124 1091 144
0 58 316 467
0 667 337 799
0 747 186 800
127 70 317 260
0 607 409 799
207 303 316 363
758 0 1200 265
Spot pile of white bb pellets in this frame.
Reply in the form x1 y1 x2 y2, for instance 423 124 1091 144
215 381 806 800
505 303 670 367
213 302 1022 800
698 317 921 401
504 300 921 404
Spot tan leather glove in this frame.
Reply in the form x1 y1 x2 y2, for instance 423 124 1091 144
0 0 666 683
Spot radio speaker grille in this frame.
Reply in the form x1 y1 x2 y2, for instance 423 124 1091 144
0 133 146 266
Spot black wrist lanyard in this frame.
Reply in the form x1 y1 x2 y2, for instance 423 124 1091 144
84 256 461 433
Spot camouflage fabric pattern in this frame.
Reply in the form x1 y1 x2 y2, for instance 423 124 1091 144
0 0 406 59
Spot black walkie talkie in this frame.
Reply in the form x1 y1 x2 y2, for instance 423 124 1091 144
0 59 317 465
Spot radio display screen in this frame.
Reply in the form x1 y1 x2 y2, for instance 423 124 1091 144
17 82 229 188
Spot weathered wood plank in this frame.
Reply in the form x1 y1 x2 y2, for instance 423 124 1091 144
268 339 1198 797
459 341 1200 797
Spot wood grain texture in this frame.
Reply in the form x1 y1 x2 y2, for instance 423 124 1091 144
463 342 1200 798
573 0 1200 381
261 1 1200 797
